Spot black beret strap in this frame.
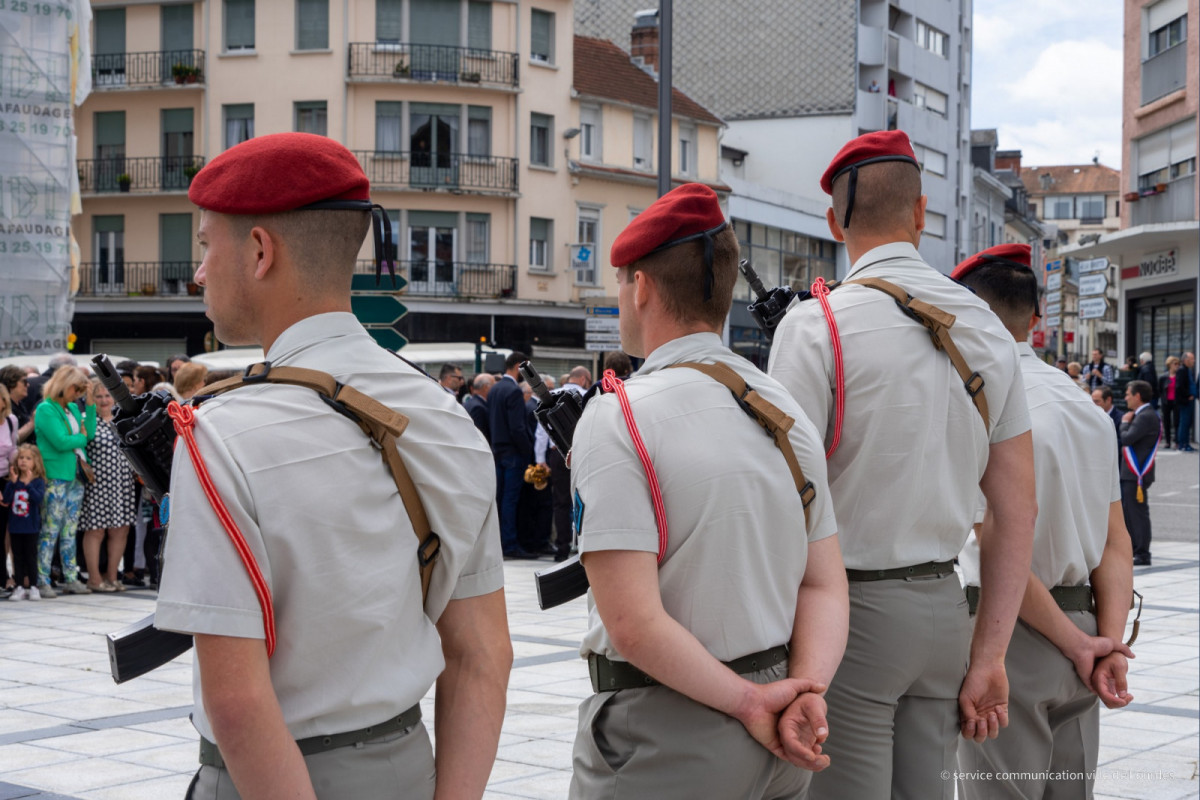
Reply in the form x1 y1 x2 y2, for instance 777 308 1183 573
832 154 920 230
297 198 397 288
647 220 728 302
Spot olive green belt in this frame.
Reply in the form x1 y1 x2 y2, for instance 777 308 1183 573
965 584 1093 616
589 644 789 693
198 703 422 768
845 560 956 582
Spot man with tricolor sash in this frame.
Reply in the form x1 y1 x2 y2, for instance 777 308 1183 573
1120 380 1160 566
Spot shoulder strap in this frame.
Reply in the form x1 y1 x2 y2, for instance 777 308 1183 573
202 363 441 604
845 277 990 434
668 361 816 525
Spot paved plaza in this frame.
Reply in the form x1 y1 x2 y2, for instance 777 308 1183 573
0 452 1196 800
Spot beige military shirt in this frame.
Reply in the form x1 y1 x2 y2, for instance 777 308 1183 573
156 313 503 742
573 332 837 662
768 242 1030 570
959 343 1121 588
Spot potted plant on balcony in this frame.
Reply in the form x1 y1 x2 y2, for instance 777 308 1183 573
117 173 131 192
183 164 201 185
172 63 189 84
393 60 410 77
460 71 481 83
1124 191 1141 202
185 65 201 83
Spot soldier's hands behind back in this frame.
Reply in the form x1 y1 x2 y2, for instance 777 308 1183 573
1091 651 1134 709
958 661 1009 742
778 690 831 771
734 677 824 764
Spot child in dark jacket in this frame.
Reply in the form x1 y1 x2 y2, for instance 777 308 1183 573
4 444 47 600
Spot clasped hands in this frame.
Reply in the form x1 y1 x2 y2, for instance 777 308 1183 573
732 678 831 771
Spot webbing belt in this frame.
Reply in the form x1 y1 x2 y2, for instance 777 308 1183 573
965 584 1093 615
198 703 422 767
846 277 990 434
589 645 789 693
199 363 441 602
846 560 956 582
667 361 817 524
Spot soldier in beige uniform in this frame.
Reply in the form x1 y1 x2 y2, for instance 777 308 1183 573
155 133 512 800
768 130 1037 800
953 244 1134 799
569 183 849 799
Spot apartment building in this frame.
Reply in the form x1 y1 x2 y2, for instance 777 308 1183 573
1059 0 1197 367
70 0 721 366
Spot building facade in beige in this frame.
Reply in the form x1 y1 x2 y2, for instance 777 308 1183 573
71 0 721 367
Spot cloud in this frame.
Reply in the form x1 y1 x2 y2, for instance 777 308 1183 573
1004 39 1123 114
999 118 1123 169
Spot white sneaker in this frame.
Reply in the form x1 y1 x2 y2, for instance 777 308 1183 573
38 583 56 598
27 586 40 601
8 586 26 601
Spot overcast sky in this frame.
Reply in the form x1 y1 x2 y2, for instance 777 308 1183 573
971 1 1124 170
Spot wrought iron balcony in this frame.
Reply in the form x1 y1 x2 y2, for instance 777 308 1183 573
77 262 201 298
348 43 518 87
78 155 206 194
355 259 516 300
353 151 518 194
92 50 206 90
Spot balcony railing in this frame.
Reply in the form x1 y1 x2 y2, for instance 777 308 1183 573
77 262 201 298
78 155 206 194
92 50 206 89
355 259 515 299
1131 174 1196 226
348 42 518 87
1141 43 1187 105
353 151 518 194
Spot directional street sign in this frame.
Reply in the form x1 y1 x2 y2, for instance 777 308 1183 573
586 316 620 332
1045 290 1062 305
1078 273 1109 297
1046 273 1063 291
352 273 408 292
365 327 407 351
1045 259 1062 273
1078 257 1109 274
1044 303 1062 317
1079 297 1108 320
351 294 407 326
585 333 623 345
1045 315 1062 328
588 305 619 316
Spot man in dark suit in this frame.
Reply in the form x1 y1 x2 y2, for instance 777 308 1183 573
1136 352 1159 407
1091 385 1123 435
1176 352 1196 451
488 352 536 558
462 373 493 443
1120 380 1160 565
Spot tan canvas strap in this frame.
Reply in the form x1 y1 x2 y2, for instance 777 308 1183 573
668 361 816 524
847 277 990 434
199 363 440 602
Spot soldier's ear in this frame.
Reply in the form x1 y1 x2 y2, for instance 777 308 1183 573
825 207 845 243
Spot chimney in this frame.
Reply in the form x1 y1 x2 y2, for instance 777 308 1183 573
631 10 659 74
995 150 1023 175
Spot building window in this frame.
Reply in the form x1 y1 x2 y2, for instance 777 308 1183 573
913 143 947 176
376 0 401 44
530 9 555 63
1171 157 1196 179
531 112 552 166
678 124 695 177
376 101 402 152
224 0 255 51
925 210 946 239
468 1 491 51
732 220 836 302
1077 195 1105 220
223 103 254 148
296 0 328 50
915 20 948 57
529 217 552 271
295 101 328 136
466 213 489 264
1045 196 1073 219
467 106 491 157
580 105 601 162
1148 13 1187 57
93 215 125 288
913 82 947 116
575 207 600 286
633 113 652 171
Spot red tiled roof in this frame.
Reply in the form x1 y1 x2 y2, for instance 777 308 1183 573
1021 164 1121 196
573 36 722 126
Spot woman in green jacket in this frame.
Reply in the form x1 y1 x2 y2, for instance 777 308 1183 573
33 366 96 596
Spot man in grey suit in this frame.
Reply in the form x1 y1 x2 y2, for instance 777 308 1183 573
1119 380 1160 566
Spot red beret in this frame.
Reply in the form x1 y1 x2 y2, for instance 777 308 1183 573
189 132 370 214
611 183 726 267
951 244 1033 281
820 130 919 194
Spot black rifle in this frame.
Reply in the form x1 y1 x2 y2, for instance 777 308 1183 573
92 355 193 683
740 259 796 342
517 361 588 609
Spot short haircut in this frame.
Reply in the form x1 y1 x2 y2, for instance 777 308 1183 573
0 365 27 392
626 226 740 328
956 263 1039 335
228 209 371 292
830 161 922 232
604 351 633 377
47 352 76 371
471 373 494 391
173 362 209 398
505 351 529 371
133 365 162 388
569 365 593 385
1139 351 1152 364
1166 355 1180 368
1094 385 1114 402
44 365 88 402
439 363 462 380
1127 380 1152 403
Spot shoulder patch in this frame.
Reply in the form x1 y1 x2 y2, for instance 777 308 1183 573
572 489 585 539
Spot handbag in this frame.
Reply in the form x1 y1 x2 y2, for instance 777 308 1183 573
76 453 96 485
